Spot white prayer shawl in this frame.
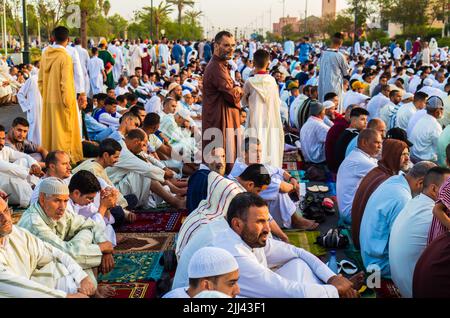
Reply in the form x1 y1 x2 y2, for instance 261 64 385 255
65 45 85 94
128 44 142 75
342 90 369 111
75 45 91 96
87 56 105 95
215 229 339 298
410 114 442 162
115 85 129 97
0 226 87 298
109 45 124 83
145 95 163 114
242 74 284 168
0 146 37 207
106 140 165 209
367 93 390 120
159 44 170 66
175 172 246 259
17 75 42 145
318 50 349 112
228 158 296 229
67 200 116 247
395 102 417 131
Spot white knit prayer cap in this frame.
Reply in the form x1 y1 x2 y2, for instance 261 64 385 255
323 101 335 110
39 177 69 195
188 247 239 279
423 78 434 87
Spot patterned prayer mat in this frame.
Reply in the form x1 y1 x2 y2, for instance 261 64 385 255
283 230 327 257
115 211 187 233
115 233 176 254
98 252 164 283
98 281 157 299
283 162 302 171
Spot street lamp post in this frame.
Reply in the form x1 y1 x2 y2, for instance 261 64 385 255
22 0 30 64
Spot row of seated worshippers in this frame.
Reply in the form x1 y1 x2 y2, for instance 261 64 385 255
287 86 450 298
166 135 366 298
311 96 450 298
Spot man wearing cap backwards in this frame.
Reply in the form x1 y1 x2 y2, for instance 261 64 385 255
0 196 95 298
164 247 240 298
242 49 284 168
300 101 330 164
395 92 428 131
202 31 243 174
174 193 361 298
18 177 116 298
410 96 445 163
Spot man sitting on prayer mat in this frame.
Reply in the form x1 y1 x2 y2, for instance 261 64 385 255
174 193 362 298
176 164 288 259
18 178 116 298
72 138 138 226
0 196 94 298
163 247 240 298
228 137 318 230
186 147 226 213
106 129 186 210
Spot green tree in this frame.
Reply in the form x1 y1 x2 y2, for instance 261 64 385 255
184 9 202 26
107 13 128 38
281 24 296 40
377 0 429 30
345 0 377 28
322 14 354 37
167 0 195 35
137 3 173 40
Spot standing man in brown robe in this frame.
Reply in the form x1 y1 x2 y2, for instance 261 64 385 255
202 31 243 173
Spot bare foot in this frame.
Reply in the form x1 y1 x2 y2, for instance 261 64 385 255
173 197 187 209
292 215 319 231
95 285 116 298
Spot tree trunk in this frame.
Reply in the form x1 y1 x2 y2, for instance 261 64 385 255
80 9 88 48
178 5 182 38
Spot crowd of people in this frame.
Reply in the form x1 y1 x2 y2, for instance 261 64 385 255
1 24 450 298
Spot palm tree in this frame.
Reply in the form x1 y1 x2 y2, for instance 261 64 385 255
103 0 111 17
167 0 195 32
80 0 108 48
149 2 173 39
184 9 202 26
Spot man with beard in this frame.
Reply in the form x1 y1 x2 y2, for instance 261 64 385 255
0 195 93 298
174 193 361 298
186 147 226 213
18 178 115 298
202 31 243 173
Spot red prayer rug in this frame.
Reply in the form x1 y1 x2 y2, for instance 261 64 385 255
99 281 157 299
115 210 187 233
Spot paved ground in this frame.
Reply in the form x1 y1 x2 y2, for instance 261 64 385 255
0 104 25 130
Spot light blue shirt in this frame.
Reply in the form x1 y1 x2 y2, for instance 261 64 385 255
360 175 412 278
389 193 435 298
345 136 358 158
